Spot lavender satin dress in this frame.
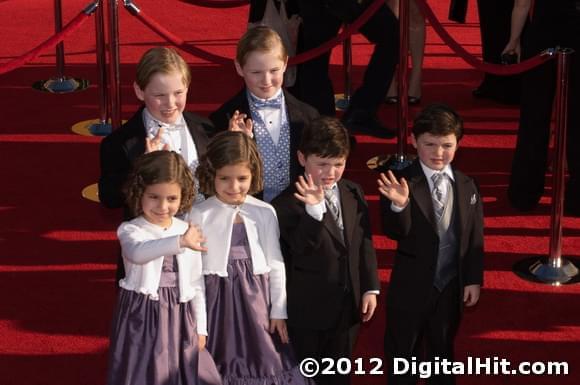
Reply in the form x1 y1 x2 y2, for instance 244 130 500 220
107 255 221 385
204 223 311 385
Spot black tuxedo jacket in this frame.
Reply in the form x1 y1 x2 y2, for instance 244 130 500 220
272 179 380 330
381 160 484 312
209 88 319 190
98 107 213 210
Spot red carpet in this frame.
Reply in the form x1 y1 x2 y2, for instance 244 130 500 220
1 1 579 384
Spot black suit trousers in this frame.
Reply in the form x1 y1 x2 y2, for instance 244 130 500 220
296 0 399 116
384 279 460 385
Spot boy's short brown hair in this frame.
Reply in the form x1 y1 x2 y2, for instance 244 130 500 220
135 47 191 90
299 116 350 159
236 26 288 67
412 103 463 140
196 131 264 196
124 151 195 218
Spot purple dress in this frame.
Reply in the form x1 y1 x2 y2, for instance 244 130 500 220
107 255 221 385
204 223 310 385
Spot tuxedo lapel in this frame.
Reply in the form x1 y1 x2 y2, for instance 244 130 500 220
339 181 357 248
125 109 147 161
184 114 208 156
453 170 472 248
407 162 437 230
283 90 303 179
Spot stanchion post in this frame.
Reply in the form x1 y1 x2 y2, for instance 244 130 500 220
96 1 108 125
343 35 352 103
513 47 580 285
395 0 410 161
107 0 122 130
335 24 353 111
365 0 412 172
88 0 113 135
54 0 65 79
32 0 90 93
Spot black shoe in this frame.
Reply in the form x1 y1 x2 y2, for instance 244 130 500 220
408 96 421 105
342 110 397 139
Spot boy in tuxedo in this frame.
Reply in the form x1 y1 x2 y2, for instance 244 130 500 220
210 26 319 202
378 103 484 385
272 116 379 385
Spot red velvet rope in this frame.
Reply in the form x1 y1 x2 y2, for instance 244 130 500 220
0 12 90 75
415 0 553 75
180 0 249 8
129 0 386 66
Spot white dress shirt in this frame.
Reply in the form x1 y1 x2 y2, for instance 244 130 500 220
391 161 455 212
249 89 283 145
117 216 207 335
142 108 199 169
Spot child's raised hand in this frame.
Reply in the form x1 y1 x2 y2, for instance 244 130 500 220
228 110 254 138
378 170 409 208
179 223 207 252
145 126 169 153
294 174 324 206
269 319 289 344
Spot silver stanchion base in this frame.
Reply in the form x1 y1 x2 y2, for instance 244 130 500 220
89 121 113 136
367 154 415 173
513 257 580 285
334 93 350 111
32 77 89 93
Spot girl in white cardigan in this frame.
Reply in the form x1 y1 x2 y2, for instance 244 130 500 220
107 151 219 385
191 131 309 384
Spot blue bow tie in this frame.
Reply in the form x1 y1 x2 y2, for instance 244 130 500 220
251 93 283 109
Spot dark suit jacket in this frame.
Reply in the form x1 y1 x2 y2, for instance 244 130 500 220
272 179 380 330
209 88 319 188
381 160 484 312
98 107 213 211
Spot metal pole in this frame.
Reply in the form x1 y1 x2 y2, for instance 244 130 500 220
513 47 580 285
335 25 353 111
548 48 570 263
396 0 410 159
54 0 65 79
96 2 108 124
107 0 122 130
365 0 413 172
343 34 352 103
32 0 89 93
88 0 112 135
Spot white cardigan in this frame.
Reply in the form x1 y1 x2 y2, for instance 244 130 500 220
117 216 207 335
188 195 287 319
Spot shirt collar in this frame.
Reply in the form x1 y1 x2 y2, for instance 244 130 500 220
419 161 455 182
143 108 186 134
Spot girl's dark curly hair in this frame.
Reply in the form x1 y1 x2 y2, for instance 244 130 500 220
124 151 195 218
196 131 264 196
